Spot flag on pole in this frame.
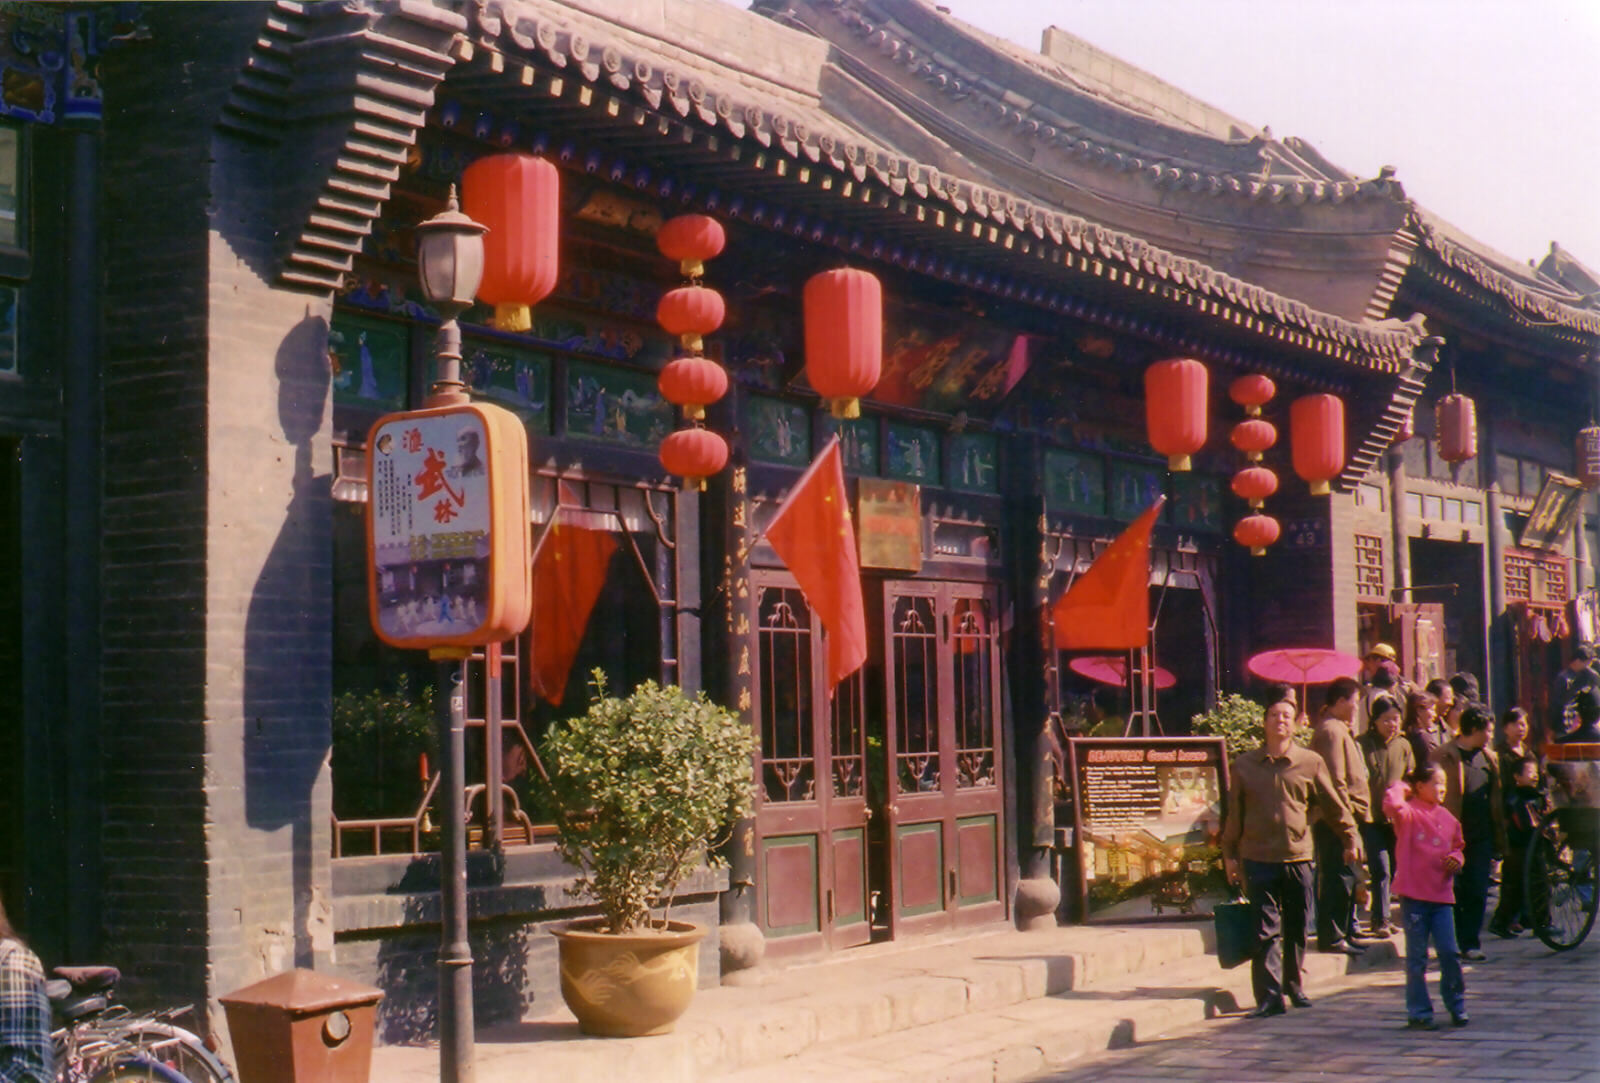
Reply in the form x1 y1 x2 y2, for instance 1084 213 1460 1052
1052 498 1164 650
765 436 868 687
525 522 617 705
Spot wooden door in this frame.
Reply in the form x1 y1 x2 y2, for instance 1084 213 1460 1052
882 581 1007 936
1395 602 1446 688
752 571 871 954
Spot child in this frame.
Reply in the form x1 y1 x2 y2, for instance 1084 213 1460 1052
1383 763 1468 1029
1489 756 1545 939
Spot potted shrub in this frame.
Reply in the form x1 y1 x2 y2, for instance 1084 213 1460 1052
541 673 756 1037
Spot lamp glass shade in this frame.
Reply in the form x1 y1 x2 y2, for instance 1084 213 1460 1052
417 224 485 309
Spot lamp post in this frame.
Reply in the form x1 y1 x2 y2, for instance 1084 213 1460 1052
413 185 488 1083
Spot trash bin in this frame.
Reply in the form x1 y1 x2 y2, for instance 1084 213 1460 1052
220 969 384 1083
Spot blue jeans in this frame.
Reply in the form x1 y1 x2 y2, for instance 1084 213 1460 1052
1401 897 1465 1021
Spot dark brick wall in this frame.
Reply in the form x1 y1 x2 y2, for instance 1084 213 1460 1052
98 2 335 1022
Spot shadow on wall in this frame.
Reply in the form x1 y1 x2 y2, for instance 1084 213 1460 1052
371 863 538 1044
241 314 334 973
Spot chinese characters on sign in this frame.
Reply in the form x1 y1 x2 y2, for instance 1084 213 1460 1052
367 403 530 650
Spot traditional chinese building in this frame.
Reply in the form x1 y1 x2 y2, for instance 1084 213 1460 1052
2 0 1589 1049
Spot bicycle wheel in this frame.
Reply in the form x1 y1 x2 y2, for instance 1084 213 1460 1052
88 1053 190 1083
1524 831 1600 951
113 1022 235 1083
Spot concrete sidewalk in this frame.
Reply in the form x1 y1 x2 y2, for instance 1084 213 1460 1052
370 921 1399 1082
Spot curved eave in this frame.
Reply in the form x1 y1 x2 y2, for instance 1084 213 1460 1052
451 1 1423 376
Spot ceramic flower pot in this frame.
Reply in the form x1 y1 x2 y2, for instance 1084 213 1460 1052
551 918 706 1037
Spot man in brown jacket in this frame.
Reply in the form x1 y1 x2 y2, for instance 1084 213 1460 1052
1310 676 1370 954
1431 702 1505 960
1223 697 1361 1017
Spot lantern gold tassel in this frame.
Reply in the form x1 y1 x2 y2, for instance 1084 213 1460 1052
1168 454 1191 472
493 302 532 333
680 258 705 280
1309 481 1330 496
830 397 861 419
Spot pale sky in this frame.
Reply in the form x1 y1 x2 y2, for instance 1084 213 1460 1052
718 0 1600 278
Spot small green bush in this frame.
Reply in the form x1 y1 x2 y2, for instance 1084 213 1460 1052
542 673 756 933
331 675 435 819
1192 692 1312 759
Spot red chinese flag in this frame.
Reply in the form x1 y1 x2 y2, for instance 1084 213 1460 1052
525 522 617 706
765 437 868 688
1052 498 1165 650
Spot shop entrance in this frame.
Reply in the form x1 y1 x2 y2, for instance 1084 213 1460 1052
1408 539 1486 683
752 574 1007 954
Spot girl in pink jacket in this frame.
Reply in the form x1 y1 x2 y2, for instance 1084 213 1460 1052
1383 763 1467 1029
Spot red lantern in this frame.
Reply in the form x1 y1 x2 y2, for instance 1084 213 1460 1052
656 286 726 351
1231 466 1279 509
460 153 559 332
1578 426 1600 490
1230 418 1277 462
1144 358 1209 472
1290 394 1346 496
1234 513 1281 557
1228 374 1276 417
658 355 729 420
804 268 882 418
659 427 729 490
1435 394 1477 463
656 214 725 279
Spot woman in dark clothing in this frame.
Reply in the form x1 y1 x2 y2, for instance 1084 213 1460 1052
1403 690 1439 772
1359 694 1415 936
1488 754 1545 940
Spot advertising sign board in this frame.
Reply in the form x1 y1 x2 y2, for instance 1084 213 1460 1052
1066 737 1230 922
366 402 531 650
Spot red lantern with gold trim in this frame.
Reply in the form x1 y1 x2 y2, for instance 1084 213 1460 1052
658 355 729 420
1234 513 1281 557
1230 418 1277 462
1228 374 1276 416
1231 466 1278 509
656 214 726 279
659 426 729 491
1145 358 1209 471
1290 393 1346 496
1435 394 1478 464
657 286 726 352
803 268 882 418
460 153 559 332
1578 425 1600 490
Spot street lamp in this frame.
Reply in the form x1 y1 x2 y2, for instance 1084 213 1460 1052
413 184 488 1083
415 184 488 403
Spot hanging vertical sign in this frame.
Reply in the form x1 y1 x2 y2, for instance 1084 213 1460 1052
366 402 531 649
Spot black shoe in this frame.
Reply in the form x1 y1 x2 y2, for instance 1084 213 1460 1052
1462 948 1488 962
1319 943 1365 956
1488 924 1519 940
1407 1017 1437 1030
1247 1002 1286 1018
1288 993 1313 1008
1451 1014 1470 1027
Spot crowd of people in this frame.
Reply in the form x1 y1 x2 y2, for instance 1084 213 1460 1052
1221 641 1600 1031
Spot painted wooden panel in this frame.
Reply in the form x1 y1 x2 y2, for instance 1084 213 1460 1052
747 394 811 465
956 814 999 905
948 433 999 493
832 416 879 476
763 834 820 936
330 312 409 411
1169 473 1223 533
897 820 945 916
831 826 867 924
1043 449 1105 517
885 424 941 484
463 338 551 430
564 360 673 447
1108 460 1166 522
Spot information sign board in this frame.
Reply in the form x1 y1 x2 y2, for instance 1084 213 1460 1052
366 401 531 650
1066 736 1230 922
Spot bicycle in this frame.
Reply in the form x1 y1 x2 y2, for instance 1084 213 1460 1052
48 965 235 1083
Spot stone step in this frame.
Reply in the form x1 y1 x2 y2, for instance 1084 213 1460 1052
710 940 1400 1082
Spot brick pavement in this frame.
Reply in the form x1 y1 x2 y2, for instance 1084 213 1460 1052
1030 931 1600 1082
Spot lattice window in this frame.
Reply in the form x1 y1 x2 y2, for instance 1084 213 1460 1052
1505 551 1569 605
1354 533 1385 601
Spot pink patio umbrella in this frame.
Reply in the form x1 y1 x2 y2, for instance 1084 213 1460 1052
1069 655 1177 691
1246 647 1363 719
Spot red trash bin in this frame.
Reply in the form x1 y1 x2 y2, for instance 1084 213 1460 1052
219 969 384 1083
